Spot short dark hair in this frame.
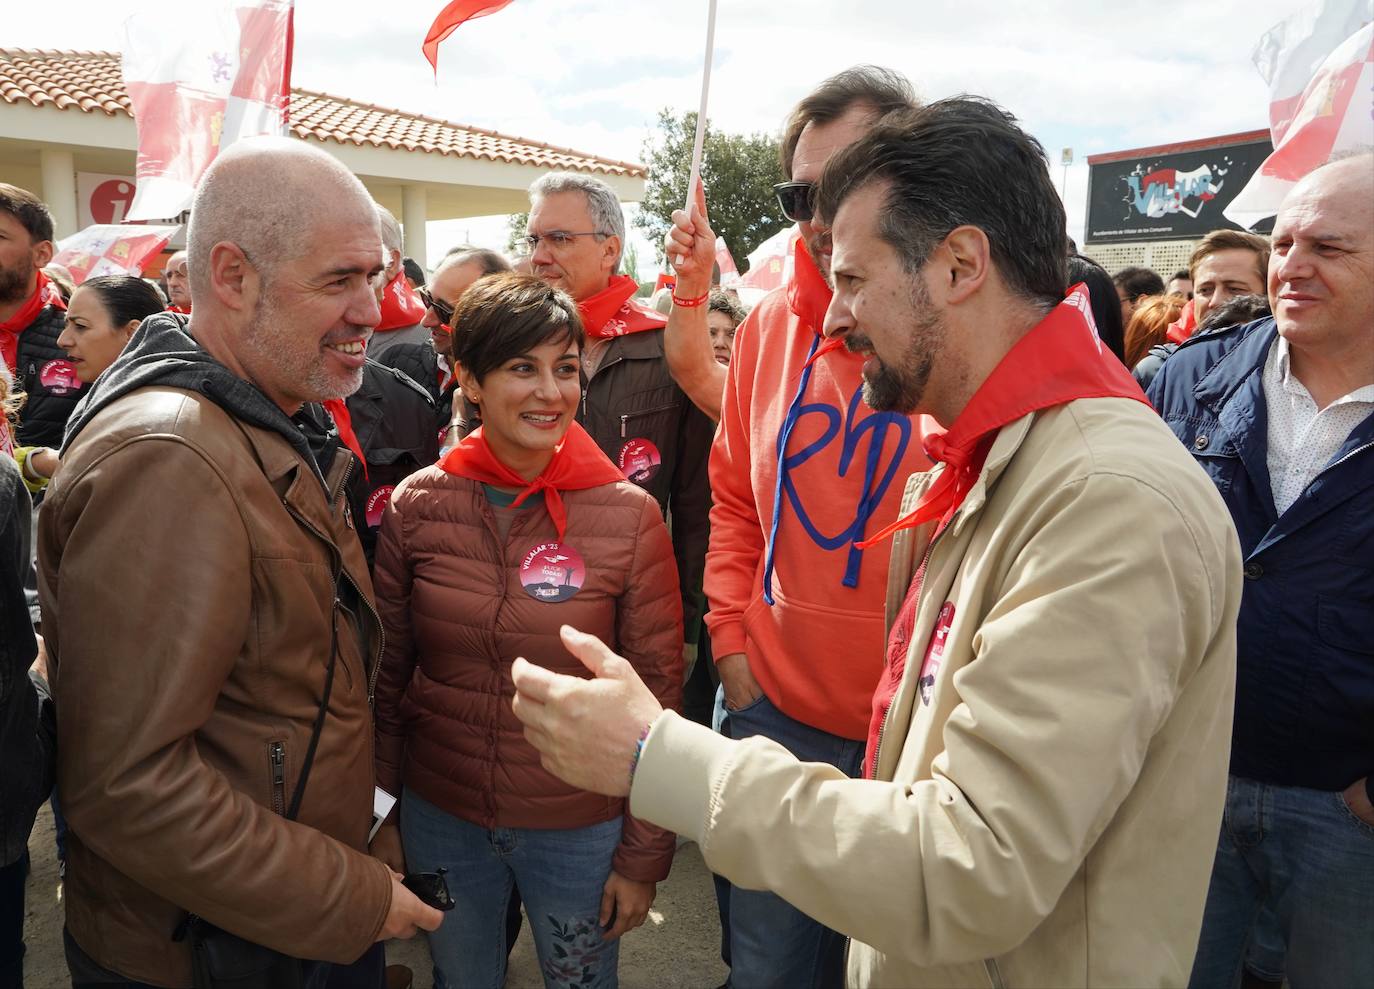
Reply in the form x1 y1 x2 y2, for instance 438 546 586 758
1069 256 1126 362
1112 265 1165 301
815 97 1069 307
1196 293 1271 334
450 273 583 382
78 275 166 328
401 257 425 287
707 289 746 327
1188 229 1270 284
1171 269 1190 282
780 66 917 180
0 183 55 243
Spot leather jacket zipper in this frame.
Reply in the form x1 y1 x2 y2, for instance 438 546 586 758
620 403 678 438
269 741 286 815
871 513 956 777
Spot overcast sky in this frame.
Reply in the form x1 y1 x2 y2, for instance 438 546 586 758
10 0 1300 273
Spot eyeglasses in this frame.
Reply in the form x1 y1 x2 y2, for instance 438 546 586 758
773 181 816 223
417 286 455 326
523 230 607 251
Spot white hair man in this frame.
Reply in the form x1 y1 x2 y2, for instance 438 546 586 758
366 204 430 359
38 137 442 988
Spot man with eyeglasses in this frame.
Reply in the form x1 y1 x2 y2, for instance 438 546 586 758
524 170 714 701
660 66 932 989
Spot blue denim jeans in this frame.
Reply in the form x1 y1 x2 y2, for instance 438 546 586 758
1189 775 1374 988
400 789 622 989
715 689 865 989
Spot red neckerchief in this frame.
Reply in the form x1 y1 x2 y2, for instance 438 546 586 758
1165 303 1196 345
167 304 191 315
1 270 66 371
375 271 428 332
322 398 368 481
437 421 624 541
856 285 1150 549
578 275 665 339
785 237 853 370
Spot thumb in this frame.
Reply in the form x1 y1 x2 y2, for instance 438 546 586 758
599 879 616 927
560 625 621 678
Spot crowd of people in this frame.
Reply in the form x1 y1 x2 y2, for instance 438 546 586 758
0 62 1370 989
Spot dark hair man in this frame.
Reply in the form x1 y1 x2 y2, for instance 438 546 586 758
1112 264 1165 325
1168 268 1193 299
0 184 79 449
1149 152 1374 989
660 66 930 987
510 97 1243 989
37 138 442 988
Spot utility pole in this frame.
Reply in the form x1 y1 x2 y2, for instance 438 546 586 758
1061 147 1074 199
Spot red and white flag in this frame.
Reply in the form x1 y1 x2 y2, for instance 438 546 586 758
121 0 294 221
715 237 740 288
53 225 182 285
740 226 800 292
1226 2 1374 228
423 0 517 75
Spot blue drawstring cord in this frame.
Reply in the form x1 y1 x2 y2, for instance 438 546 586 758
762 335 824 604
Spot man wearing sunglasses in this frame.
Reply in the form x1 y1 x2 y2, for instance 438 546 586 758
661 66 931 989
523 172 714 723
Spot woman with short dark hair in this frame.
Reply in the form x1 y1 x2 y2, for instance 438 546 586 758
370 273 683 989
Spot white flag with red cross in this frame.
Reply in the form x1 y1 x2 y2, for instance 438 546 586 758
1225 1 1374 228
121 0 294 222
53 225 182 285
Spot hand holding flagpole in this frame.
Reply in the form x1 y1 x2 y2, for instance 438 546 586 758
674 0 718 270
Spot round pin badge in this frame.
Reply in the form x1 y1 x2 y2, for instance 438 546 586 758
39 359 83 396
365 485 395 528
618 438 661 485
519 542 586 603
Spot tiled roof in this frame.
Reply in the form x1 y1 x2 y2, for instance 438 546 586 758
0 48 645 178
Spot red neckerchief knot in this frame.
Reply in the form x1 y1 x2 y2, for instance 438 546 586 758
437 421 625 541
577 275 665 340
855 284 1150 549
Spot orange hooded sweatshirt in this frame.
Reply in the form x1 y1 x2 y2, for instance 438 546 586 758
706 241 934 740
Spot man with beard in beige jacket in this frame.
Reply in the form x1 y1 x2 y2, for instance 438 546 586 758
510 98 1242 988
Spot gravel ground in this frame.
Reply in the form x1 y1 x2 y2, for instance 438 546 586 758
21 806 728 989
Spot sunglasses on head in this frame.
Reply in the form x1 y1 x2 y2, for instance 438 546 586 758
773 181 816 223
418 286 455 326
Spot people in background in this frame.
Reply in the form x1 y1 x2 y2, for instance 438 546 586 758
1112 264 1165 326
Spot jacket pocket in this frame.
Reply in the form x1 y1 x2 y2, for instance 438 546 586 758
1167 415 1241 495
619 402 678 439
268 740 287 815
1316 595 1374 655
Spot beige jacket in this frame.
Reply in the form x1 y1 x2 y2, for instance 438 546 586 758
633 397 1242 988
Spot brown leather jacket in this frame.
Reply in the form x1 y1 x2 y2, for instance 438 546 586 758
37 386 393 988
372 468 683 882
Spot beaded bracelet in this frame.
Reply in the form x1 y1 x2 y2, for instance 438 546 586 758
627 720 654 788
671 290 709 309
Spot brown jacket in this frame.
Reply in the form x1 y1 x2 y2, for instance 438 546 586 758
37 386 393 988
372 468 683 882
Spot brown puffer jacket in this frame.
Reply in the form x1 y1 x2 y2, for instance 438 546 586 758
372 468 683 882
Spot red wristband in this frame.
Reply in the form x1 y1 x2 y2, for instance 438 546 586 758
671 290 709 308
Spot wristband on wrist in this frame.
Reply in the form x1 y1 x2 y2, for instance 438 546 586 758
671 290 709 309
627 720 654 788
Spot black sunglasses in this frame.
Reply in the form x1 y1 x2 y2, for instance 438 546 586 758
418 286 455 326
773 181 816 223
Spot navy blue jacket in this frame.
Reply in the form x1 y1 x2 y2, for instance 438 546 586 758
1148 317 1374 792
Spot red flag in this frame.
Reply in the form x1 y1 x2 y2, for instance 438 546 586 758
423 0 517 75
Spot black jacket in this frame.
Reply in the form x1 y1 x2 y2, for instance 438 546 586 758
16 304 84 448
0 453 54 866
344 359 441 566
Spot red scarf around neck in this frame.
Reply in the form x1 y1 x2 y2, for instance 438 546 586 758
322 398 368 480
167 304 192 315
578 274 665 339
1 270 66 372
376 270 428 332
1165 302 1197 345
438 421 624 541
856 285 1150 549
787 237 854 370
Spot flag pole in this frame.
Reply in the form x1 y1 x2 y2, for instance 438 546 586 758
673 0 717 270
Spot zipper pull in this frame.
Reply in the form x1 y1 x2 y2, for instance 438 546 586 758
581 388 588 419
621 414 629 438
270 742 285 785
